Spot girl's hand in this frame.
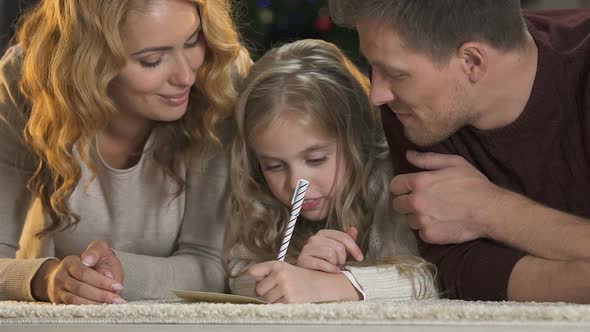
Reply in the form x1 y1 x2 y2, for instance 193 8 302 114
246 261 361 303
296 227 364 273
31 240 125 304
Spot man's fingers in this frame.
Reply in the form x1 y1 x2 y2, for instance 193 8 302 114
406 214 421 230
406 150 465 171
390 173 415 196
392 193 418 215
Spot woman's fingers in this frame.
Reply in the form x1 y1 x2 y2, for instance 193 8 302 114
62 276 124 304
54 256 125 304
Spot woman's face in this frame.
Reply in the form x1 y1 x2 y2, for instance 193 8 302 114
109 0 205 123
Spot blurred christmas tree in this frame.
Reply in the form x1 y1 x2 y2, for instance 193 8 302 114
236 0 364 66
236 0 539 68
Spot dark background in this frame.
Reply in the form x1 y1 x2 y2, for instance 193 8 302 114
1 0 589 65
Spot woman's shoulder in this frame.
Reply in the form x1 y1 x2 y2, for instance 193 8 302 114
0 45 36 168
0 45 30 137
0 44 25 91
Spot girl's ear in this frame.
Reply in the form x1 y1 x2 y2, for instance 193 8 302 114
456 42 488 84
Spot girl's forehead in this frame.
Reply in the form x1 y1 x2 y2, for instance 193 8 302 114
255 111 334 138
249 115 337 151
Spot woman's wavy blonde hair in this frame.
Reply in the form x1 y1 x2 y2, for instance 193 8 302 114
16 0 251 236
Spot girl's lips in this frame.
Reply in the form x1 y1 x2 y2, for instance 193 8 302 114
159 90 190 106
301 198 321 211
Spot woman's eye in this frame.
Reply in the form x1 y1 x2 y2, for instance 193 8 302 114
140 59 162 68
185 32 201 48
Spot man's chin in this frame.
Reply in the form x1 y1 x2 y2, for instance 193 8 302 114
404 128 448 147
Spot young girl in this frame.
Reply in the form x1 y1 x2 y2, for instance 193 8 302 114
225 39 437 303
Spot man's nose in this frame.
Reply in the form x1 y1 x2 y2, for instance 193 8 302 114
370 72 396 107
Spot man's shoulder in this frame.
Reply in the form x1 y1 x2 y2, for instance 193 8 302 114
524 8 590 55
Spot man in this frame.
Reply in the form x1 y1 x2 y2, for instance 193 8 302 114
329 0 590 302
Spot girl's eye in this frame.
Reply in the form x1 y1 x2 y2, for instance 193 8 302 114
307 157 327 166
185 32 201 48
264 163 284 172
140 59 162 68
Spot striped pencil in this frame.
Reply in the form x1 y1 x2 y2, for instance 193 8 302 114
277 179 309 261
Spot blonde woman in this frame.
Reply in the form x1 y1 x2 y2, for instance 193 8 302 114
225 39 437 303
0 0 251 304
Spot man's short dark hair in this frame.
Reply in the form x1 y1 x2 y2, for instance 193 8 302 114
329 0 527 63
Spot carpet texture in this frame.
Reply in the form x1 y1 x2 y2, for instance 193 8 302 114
1 299 590 325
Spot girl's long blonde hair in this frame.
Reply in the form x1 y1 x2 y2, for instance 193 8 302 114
227 39 388 261
16 0 251 236
226 39 436 299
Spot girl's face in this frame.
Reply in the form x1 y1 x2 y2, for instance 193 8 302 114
108 0 205 123
250 115 346 221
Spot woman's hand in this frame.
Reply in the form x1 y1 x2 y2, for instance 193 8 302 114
80 240 124 293
246 261 361 303
296 227 364 273
31 240 125 304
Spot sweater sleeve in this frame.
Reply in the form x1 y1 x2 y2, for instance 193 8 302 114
343 263 437 301
381 106 527 300
226 244 260 299
417 239 526 300
0 45 54 301
116 141 232 301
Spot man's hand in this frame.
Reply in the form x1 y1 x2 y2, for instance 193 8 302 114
296 228 363 273
390 150 504 244
246 261 360 303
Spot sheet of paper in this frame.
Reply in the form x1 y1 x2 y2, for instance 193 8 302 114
171 289 267 304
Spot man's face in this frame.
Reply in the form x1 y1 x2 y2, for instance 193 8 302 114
357 19 476 146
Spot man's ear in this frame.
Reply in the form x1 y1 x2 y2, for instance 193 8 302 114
457 42 488 83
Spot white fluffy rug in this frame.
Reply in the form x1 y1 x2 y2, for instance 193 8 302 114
1 299 590 326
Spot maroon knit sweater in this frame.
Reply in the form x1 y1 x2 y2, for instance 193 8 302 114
383 9 590 300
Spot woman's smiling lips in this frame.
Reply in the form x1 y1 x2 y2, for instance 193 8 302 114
159 89 190 106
